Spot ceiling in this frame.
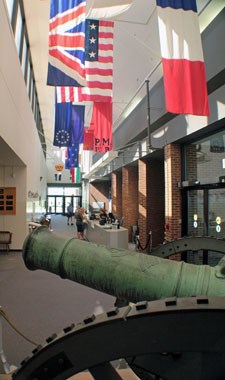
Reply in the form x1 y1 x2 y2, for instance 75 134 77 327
22 0 219 163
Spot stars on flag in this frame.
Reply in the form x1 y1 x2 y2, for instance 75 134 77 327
55 130 70 145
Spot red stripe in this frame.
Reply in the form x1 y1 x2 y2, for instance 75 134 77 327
82 94 112 102
93 56 113 64
70 87 75 101
86 81 112 90
50 5 86 31
99 20 114 27
98 43 114 51
98 32 114 39
85 68 113 76
50 49 85 76
162 58 209 116
49 34 85 48
60 87 66 102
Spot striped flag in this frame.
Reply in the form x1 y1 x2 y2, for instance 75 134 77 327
70 168 81 183
56 86 82 102
156 0 209 116
56 18 114 103
47 0 87 87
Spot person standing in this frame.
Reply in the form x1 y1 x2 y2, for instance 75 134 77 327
75 207 87 239
67 203 74 226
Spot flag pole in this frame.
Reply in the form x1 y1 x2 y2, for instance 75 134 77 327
145 79 151 150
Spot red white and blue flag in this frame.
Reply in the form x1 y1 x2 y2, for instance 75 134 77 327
47 0 87 87
56 19 114 103
156 0 209 116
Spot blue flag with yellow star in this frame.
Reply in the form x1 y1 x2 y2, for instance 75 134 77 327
53 102 72 147
53 102 84 147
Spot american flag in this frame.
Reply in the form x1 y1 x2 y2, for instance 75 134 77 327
47 0 87 87
56 18 114 103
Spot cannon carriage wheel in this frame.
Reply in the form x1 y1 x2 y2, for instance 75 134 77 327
13 296 225 380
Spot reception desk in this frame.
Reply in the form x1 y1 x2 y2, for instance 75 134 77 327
86 221 128 249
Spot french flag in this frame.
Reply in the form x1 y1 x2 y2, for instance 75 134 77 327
156 0 209 116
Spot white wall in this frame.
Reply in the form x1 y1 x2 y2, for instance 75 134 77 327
0 2 47 249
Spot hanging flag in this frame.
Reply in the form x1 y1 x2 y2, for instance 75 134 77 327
56 19 114 103
70 167 81 183
70 169 75 182
86 0 134 20
53 102 72 147
70 169 74 183
75 167 81 182
91 102 113 153
56 86 81 102
65 144 80 169
47 0 87 87
81 19 114 102
71 105 85 144
156 0 209 116
54 101 85 147
83 127 94 150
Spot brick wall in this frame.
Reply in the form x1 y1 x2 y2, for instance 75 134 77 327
186 144 198 181
138 158 164 251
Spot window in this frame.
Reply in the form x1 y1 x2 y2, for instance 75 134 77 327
0 187 16 215
5 0 14 21
21 34 28 77
26 62 31 93
14 4 22 55
184 130 225 185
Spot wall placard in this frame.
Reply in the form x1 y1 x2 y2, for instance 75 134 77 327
0 187 16 215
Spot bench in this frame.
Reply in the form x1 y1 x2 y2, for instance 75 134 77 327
0 231 12 252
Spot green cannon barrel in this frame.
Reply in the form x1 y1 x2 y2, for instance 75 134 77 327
23 226 225 303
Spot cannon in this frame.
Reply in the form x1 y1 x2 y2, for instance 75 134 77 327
12 227 225 380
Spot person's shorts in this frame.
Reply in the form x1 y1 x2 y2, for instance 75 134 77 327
76 223 84 232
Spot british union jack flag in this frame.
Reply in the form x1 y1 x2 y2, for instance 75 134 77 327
47 0 87 87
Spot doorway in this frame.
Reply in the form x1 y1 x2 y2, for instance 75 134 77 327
186 187 225 238
47 195 82 215
184 186 225 265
